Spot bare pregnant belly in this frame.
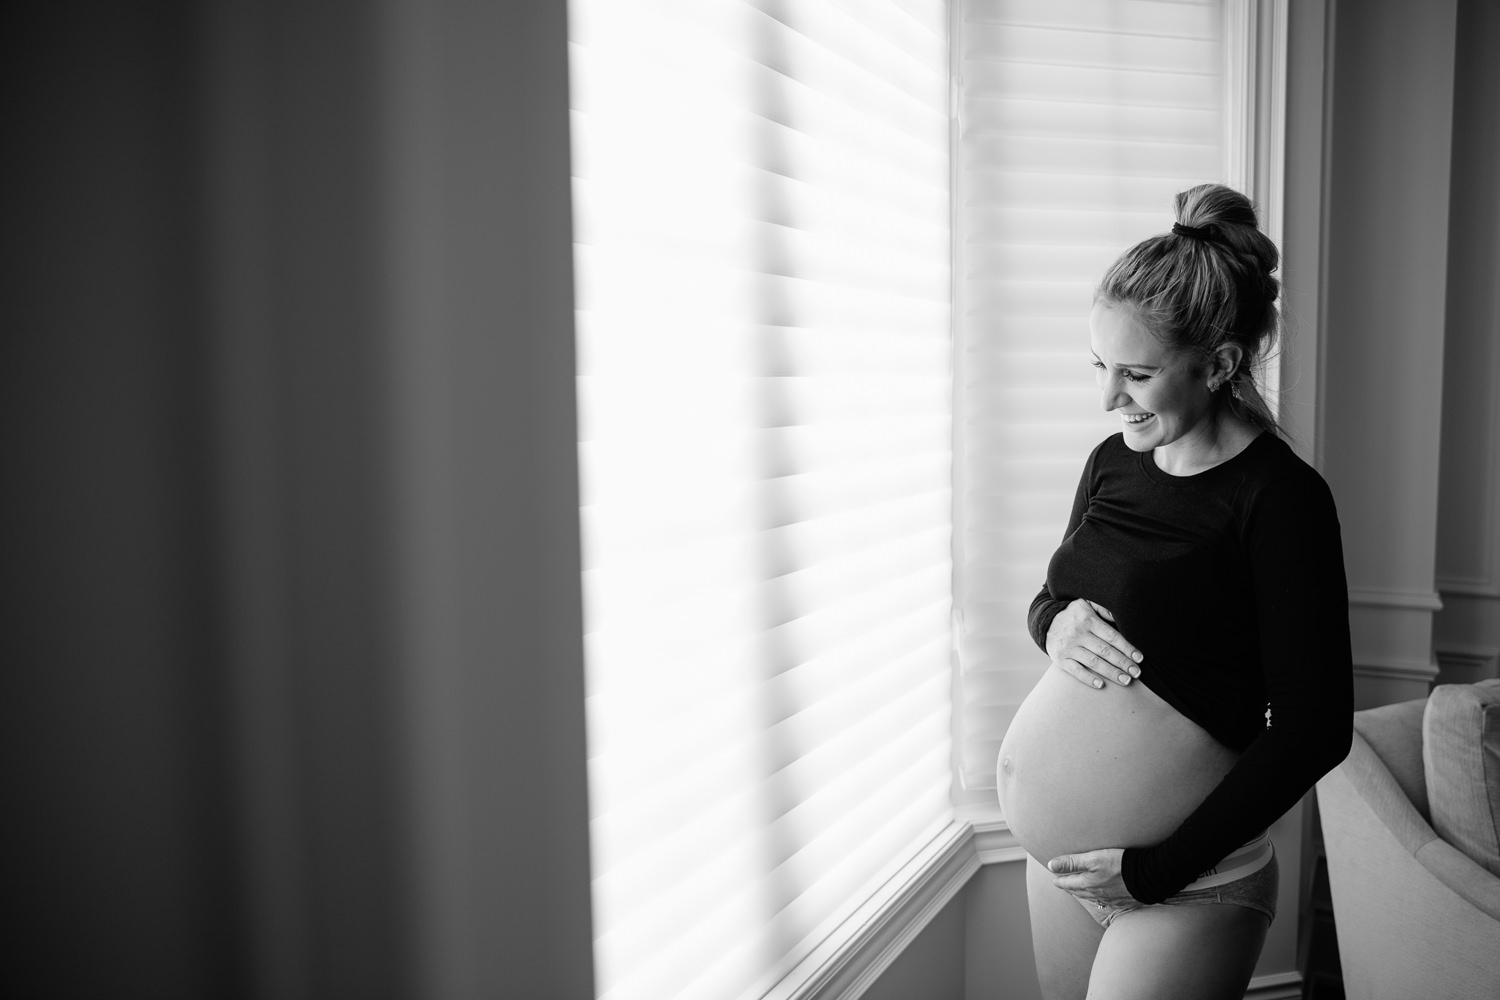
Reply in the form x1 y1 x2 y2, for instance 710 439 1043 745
996 667 1240 865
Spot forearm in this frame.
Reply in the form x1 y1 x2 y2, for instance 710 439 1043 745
1120 719 1350 902
1028 585 1069 653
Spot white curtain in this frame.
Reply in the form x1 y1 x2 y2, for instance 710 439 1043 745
568 2 955 998
952 0 1229 798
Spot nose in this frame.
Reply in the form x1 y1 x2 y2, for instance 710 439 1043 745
1098 372 1130 412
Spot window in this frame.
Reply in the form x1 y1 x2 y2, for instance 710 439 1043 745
571 0 1276 995
569 2 954 998
952 0 1252 801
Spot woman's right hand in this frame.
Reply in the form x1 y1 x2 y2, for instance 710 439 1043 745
1045 599 1143 689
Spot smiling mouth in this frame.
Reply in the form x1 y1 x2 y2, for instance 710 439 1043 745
1122 412 1155 425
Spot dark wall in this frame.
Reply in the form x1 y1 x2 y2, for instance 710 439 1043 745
5 4 245 997
4 3 596 998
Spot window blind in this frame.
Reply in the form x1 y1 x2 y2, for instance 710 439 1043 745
953 0 1228 798
568 3 954 999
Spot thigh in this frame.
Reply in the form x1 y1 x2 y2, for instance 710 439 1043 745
1025 856 1106 1000
1086 902 1270 1000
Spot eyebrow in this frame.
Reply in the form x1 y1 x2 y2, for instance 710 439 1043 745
1091 352 1163 372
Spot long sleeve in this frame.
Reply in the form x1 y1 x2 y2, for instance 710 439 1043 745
1120 469 1354 902
1027 447 1097 654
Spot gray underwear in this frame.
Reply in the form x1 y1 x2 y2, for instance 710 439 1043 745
1080 833 1279 929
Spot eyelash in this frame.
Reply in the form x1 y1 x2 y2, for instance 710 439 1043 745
1091 361 1149 383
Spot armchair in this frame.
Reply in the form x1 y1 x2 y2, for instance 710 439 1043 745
1315 681 1500 999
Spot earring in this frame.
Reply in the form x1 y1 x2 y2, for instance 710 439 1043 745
1208 380 1222 393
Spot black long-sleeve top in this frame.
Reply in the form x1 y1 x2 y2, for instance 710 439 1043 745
1027 432 1354 903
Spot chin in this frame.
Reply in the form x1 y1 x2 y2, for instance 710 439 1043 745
1120 428 1160 451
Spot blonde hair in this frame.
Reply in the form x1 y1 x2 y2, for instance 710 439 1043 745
1096 184 1282 435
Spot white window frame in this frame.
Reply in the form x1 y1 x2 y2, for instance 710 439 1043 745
571 3 1301 997
949 0 1292 844
771 4 1305 996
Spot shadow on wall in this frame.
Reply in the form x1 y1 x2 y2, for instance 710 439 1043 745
7 2 595 998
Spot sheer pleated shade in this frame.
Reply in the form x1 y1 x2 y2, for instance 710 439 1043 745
569 2 955 998
953 0 1228 796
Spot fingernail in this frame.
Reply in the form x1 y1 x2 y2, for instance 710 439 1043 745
1093 679 1103 689
1132 651 1143 663
1129 666 1140 678
1118 673 1130 684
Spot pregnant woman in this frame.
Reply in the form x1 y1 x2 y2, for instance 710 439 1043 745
997 184 1354 999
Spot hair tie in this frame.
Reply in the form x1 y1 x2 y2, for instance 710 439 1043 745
1172 221 1211 240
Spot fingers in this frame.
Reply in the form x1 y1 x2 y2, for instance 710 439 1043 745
1054 652 1134 689
1056 657 1107 690
1047 854 1098 892
1084 609 1143 667
1076 603 1143 677
1047 599 1144 688
1078 635 1140 681
1046 850 1129 904
1056 641 1138 688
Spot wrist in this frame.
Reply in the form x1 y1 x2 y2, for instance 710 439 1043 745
1119 847 1156 904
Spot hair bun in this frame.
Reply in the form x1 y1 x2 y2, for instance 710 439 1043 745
1174 183 1260 232
1174 183 1280 285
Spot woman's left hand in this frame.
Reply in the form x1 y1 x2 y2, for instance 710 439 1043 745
1046 848 1134 908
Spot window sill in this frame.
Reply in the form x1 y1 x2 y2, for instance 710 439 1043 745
771 806 1302 1000
766 812 1023 1000
954 803 1027 865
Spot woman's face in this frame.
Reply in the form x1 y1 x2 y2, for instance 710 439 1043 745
1088 301 1217 456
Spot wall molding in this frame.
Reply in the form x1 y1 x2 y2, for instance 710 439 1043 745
1347 587 1445 611
1224 0 1289 239
1434 644 1500 683
962 809 1029 865
1278 0 1333 466
1353 656 1440 684
1437 577 1500 599
1226 0 1291 410
1223 0 1255 194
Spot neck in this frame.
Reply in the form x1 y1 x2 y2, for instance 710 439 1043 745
1154 411 1260 476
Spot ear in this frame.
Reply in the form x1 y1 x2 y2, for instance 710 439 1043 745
1210 343 1245 383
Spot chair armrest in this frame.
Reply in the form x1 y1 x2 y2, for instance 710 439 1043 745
1317 740 1500 999
1353 697 1429 818
1415 835 1500 920
1332 727 1435 858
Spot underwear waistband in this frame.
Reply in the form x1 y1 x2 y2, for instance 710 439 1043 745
1179 831 1274 892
